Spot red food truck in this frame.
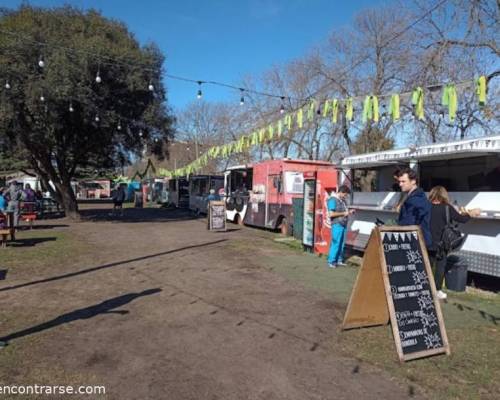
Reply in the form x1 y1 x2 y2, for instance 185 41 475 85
224 159 337 235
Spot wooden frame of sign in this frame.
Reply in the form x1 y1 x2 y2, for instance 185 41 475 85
208 201 227 232
342 225 450 362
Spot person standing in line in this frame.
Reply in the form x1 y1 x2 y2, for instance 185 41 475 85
397 167 432 249
428 186 480 300
327 185 355 268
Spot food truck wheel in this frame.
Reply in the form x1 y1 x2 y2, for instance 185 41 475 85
278 217 288 235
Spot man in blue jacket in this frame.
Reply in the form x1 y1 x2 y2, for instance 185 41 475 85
397 167 432 248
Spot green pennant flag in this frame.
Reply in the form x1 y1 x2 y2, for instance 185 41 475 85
277 119 283 137
362 96 371 123
308 100 316 121
442 84 458 122
258 128 266 144
268 124 274 140
363 95 380 123
346 98 353 121
476 76 487 106
250 131 259 146
285 114 292 130
323 100 331 117
412 87 425 120
389 94 400 120
332 99 339 123
297 108 304 128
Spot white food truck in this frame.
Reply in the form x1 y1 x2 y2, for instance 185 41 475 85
339 135 500 278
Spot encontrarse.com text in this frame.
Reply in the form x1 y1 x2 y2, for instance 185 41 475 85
0 385 105 396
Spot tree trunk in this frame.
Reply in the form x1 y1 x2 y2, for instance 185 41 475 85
54 181 80 220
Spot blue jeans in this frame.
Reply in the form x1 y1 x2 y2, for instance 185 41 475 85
328 223 347 264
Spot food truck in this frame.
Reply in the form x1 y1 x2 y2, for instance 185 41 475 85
224 159 337 235
339 135 500 278
188 175 224 214
167 177 190 208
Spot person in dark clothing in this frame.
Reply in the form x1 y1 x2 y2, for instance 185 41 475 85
391 169 401 192
428 186 480 299
397 167 432 248
111 185 126 216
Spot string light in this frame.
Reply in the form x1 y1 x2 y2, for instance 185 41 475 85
39 94 45 102
148 81 154 91
240 88 245 105
4 81 10 90
138 129 143 137
197 81 202 99
69 102 74 112
95 68 102 83
38 56 45 68
117 121 122 131
95 114 100 122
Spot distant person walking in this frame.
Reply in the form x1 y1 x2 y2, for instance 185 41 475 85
397 167 432 248
111 185 126 216
327 185 355 268
428 186 480 300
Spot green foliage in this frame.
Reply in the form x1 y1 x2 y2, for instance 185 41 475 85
0 5 174 209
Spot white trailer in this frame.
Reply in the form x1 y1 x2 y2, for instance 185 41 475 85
340 135 500 278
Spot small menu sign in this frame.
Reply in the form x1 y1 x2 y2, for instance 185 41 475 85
208 201 226 231
343 226 449 362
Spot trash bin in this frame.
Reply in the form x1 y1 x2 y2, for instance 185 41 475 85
134 191 143 208
445 254 468 292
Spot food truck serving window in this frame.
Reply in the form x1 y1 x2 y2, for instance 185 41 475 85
285 172 304 194
419 155 500 191
230 169 253 192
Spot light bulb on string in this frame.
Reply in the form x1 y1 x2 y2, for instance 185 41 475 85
280 97 285 114
95 71 102 84
38 56 45 68
148 81 154 92
39 94 45 102
95 114 100 122
239 88 245 105
69 102 74 112
139 130 143 137
5 81 10 90
117 121 122 131
197 81 202 99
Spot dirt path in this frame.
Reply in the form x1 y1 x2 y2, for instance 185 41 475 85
0 206 424 399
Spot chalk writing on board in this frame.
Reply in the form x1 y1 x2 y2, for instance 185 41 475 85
382 231 444 354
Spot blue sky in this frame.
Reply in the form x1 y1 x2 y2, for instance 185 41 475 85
3 0 385 111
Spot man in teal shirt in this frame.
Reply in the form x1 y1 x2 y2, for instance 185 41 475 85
327 185 354 268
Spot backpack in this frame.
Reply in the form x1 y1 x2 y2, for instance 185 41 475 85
438 206 466 257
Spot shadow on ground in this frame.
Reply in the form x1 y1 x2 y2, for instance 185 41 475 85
0 288 162 345
0 239 227 292
79 207 201 223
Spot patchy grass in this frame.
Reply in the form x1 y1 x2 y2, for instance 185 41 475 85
253 234 500 400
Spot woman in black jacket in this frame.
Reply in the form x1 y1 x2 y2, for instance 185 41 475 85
428 186 481 299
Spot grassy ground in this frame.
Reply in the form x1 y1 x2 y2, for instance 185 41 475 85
246 233 500 400
2 223 499 399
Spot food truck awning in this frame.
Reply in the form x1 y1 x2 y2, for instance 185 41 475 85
341 135 500 169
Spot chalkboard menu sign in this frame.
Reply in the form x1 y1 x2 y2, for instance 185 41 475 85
208 201 226 231
343 226 449 362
